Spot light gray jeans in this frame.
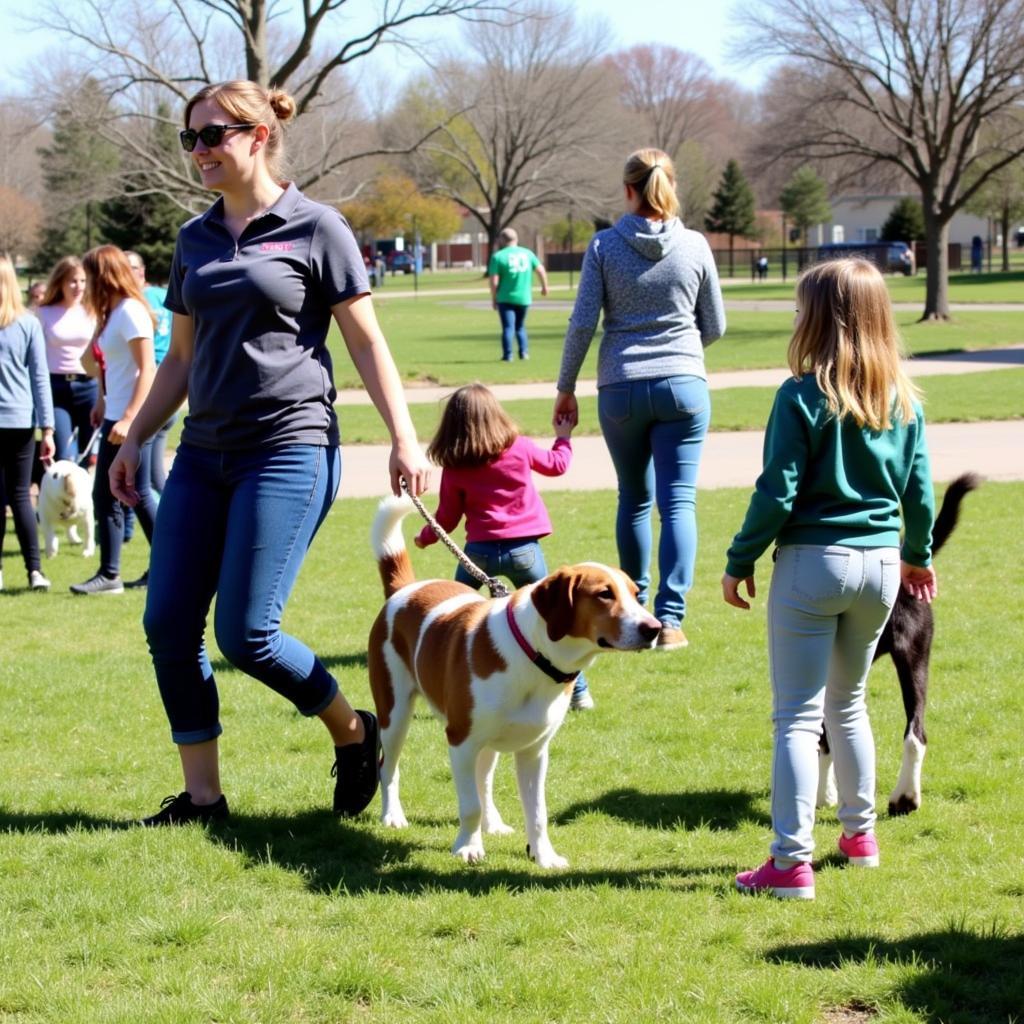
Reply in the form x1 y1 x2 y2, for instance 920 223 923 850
767 544 900 864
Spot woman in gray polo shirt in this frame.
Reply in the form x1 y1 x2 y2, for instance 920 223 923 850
110 80 430 827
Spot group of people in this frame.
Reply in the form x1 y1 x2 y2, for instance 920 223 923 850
2 79 938 902
0 247 172 595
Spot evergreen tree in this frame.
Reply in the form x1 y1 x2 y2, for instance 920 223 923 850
779 166 832 246
100 105 189 281
704 159 758 271
880 197 925 244
34 78 119 271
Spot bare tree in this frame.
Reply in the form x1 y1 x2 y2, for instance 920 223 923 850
0 187 42 258
741 0 1024 320
607 44 714 161
26 0 518 210
396 3 621 252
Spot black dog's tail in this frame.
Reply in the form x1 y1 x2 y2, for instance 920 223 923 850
931 473 982 557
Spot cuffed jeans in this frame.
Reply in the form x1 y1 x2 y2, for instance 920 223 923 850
767 544 900 864
597 375 710 627
497 303 529 359
143 442 341 744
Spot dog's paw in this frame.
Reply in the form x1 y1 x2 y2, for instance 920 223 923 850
452 835 485 863
887 791 921 816
68 526 82 545
381 808 409 828
45 542 58 558
526 842 568 870
482 810 514 836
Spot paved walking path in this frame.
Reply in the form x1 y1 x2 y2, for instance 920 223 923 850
330 344 1023 497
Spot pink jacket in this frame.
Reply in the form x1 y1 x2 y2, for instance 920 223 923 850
416 436 572 546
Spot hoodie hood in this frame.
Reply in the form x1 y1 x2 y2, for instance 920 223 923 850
613 214 683 261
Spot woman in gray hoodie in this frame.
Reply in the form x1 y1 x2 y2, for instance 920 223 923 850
554 148 726 649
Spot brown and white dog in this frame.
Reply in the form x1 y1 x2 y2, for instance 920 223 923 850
367 495 661 868
37 459 95 559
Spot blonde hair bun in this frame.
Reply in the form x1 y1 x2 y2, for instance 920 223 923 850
267 89 296 123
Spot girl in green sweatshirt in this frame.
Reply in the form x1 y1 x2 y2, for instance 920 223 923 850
723 258 936 900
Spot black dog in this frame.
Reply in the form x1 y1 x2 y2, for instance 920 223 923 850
818 473 981 816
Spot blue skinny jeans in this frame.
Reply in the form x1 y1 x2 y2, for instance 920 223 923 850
497 303 529 359
143 442 340 744
597 375 710 628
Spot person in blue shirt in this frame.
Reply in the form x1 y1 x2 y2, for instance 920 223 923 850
723 258 936 901
0 254 55 591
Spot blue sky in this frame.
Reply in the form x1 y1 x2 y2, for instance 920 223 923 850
0 0 765 93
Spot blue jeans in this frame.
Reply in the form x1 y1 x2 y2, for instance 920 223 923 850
497 303 529 359
50 375 98 462
143 442 341 744
597 375 710 628
767 545 899 863
456 539 588 698
94 419 157 578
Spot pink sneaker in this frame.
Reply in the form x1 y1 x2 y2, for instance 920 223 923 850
735 859 815 900
838 831 880 867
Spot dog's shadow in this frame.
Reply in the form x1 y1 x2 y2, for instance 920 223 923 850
554 786 771 831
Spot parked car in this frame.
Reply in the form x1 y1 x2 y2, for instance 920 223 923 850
817 241 916 275
387 251 416 274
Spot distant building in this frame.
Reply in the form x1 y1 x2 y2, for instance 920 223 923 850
826 194 987 247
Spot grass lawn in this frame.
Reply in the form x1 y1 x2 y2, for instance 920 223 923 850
330 368 1024 444
1 483 1022 1022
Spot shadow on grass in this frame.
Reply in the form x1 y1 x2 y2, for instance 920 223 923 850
554 786 771 831
206 809 722 897
0 808 127 832
766 926 1024 1024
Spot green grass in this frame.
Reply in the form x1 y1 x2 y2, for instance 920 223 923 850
2 483 1022 1022
329 368 1024 443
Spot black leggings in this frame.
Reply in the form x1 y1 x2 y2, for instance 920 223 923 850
0 428 41 574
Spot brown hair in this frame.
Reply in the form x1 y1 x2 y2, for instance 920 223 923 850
623 147 679 220
789 258 918 431
426 383 520 468
40 255 89 310
82 245 157 334
0 253 25 328
184 80 296 182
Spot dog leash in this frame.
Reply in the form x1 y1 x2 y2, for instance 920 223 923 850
400 479 510 599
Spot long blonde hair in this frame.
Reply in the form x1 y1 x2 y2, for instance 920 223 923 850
0 254 26 328
184 80 296 182
789 258 917 431
623 148 679 220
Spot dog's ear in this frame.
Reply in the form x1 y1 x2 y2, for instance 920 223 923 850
531 567 580 642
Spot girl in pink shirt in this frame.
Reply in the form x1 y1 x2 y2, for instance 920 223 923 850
415 382 593 709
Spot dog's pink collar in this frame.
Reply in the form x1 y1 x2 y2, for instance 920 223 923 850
505 600 579 685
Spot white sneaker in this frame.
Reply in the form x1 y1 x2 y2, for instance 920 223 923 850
29 570 51 591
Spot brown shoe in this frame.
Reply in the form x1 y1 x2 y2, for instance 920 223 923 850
655 626 688 651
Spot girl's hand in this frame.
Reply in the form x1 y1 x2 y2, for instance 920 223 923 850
553 391 578 430
722 572 756 609
110 439 141 506
553 413 573 439
901 561 937 603
390 437 430 497
108 417 133 445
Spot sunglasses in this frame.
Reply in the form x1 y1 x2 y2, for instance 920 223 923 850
179 123 255 152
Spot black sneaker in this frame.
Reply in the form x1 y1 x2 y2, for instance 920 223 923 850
331 710 380 817
70 573 124 595
125 570 149 590
141 791 230 827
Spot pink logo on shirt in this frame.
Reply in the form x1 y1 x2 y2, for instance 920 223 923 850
260 242 294 252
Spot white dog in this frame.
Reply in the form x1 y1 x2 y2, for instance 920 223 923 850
38 460 95 558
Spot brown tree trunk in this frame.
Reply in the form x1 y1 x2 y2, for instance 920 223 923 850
921 205 951 321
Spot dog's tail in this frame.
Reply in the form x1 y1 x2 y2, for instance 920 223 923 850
371 494 417 598
931 472 982 557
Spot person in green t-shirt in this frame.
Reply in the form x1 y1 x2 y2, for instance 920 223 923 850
488 228 549 361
